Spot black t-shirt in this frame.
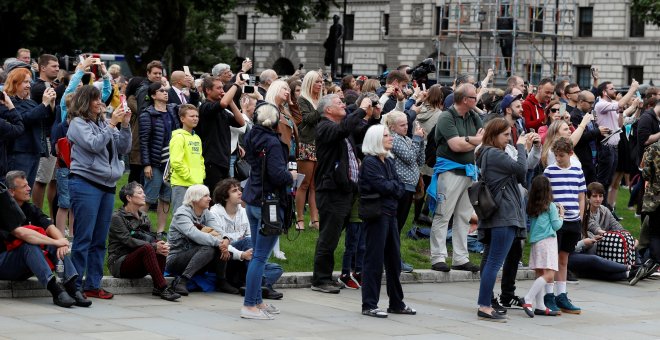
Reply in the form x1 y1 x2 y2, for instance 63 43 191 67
197 100 242 169
0 202 52 253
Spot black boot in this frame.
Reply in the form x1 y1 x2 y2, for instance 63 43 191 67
216 279 239 294
47 277 75 308
64 275 92 307
171 276 189 296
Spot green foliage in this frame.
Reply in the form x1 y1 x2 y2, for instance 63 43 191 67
631 0 660 26
255 0 339 39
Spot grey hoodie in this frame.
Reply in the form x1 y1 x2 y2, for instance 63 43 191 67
67 117 131 187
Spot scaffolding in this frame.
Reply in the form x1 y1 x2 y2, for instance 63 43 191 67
433 0 576 85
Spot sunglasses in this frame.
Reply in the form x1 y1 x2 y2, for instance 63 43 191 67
550 108 560 113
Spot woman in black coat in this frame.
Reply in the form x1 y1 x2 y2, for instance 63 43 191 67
359 124 416 318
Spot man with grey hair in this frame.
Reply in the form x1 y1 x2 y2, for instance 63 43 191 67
258 69 278 98
429 83 484 273
311 94 381 294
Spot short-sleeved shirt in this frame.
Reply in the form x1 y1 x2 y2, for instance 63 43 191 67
544 164 586 224
0 202 52 253
594 99 620 146
434 107 483 164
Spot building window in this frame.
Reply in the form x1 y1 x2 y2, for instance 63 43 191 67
435 6 449 36
575 66 592 89
630 13 645 37
378 64 388 75
529 6 543 33
525 64 542 84
627 66 644 84
382 13 389 36
342 64 353 75
237 15 247 40
578 7 593 37
344 14 354 40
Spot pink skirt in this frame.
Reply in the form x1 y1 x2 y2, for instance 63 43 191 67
529 237 559 271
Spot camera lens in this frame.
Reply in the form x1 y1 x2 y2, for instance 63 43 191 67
371 100 378 107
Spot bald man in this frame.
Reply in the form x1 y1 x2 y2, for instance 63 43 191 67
258 69 278 98
569 90 607 185
168 70 200 107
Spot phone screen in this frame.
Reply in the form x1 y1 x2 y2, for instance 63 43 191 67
559 103 566 116
183 66 191 76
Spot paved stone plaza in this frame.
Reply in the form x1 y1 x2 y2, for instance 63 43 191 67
1 275 659 339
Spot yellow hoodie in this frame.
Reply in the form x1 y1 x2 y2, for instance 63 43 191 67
169 129 205 186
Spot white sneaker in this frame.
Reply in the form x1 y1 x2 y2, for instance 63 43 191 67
240 307 274 320
259 303 280 314
273 251 287 260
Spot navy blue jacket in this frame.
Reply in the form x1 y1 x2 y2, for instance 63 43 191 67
0 106 25 181
10 97 53 156
242 125 293 206
139 104 179 168
358 155 405 215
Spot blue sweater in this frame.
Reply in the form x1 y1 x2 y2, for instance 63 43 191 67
529 203 563 244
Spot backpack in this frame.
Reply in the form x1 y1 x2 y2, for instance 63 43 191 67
56 137 72 168
596 230 636 267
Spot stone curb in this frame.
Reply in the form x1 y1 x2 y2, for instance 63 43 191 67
0 269 536 298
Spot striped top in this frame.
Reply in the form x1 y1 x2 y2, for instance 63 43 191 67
543 164 586 222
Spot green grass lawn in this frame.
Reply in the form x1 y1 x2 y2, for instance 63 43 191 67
45 174 642 273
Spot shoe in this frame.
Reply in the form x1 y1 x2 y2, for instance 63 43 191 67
451 261 480 272
263 286 284 300
534 308 559 316
401 261 414 273
171 276 189 296
309 221 319 230
83 288 114 299
431 262 450 272
240 307 274 320
520 297 534 318
216 280 239 294
338 274 360 289
69 290 92 307
53 291 76 308
543 293 561 314
567 270 580 283
477 309 507 323
362 308 388 318
387 305 416 315
273 250 287 260
296 219 305 231
157 287 181 301
500 295 523 308
352 272 362 286
644 262 660 280
555 293 581 314
311 283 340 294
258 303 280 314
629 263 648 286
491 298 507 315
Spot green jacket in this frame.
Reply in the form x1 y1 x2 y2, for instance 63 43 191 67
297 96 321 144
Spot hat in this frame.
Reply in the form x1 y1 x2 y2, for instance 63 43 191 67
500 93 523 112
4 61 31 75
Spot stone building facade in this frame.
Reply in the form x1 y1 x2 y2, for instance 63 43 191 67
219 0 660 88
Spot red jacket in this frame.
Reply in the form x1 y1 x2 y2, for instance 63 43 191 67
522 94 545 132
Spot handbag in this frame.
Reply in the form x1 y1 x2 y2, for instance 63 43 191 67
234 157 250 182
468 148 498 220
0 182 26 231
358 193 382 220
596 230 636 267
257 148 285 236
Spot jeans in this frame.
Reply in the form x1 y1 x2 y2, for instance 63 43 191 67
477 226 516 307
244 204 279 307
8 152 40 188
480 237 523 299
341 222 365 275
170 185 188 216
361 214 405 311
0 243 77 287
229 154 237 178
313 191 353 286
69 176 115 290
568 252 628 281
144 166 171 204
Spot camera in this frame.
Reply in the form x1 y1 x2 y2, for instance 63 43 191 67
371 99 379 107
243 85 255 93
406 58 436 83
240 73 250 81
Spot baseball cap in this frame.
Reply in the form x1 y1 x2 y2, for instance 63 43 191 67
500 93 523 112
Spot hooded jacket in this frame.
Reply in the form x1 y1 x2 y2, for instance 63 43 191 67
169 128 205 187
209 204 250 242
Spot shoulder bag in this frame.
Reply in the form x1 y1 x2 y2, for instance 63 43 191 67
468 148 498 220
259 148 285 236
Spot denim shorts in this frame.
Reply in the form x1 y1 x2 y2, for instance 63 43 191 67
56 168 71 209
144 166 171 204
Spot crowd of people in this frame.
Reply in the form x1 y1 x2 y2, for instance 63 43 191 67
1 47 659 322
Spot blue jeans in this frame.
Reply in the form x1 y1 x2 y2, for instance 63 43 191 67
341 222 365 274
170 185 188 215
0 243 77 287
568 253 628 281
144 166 171 204
477 226 516 307
229 154 237 177
69 176 115 290
8 152 40 188
232 237 283 288
244 204 278 306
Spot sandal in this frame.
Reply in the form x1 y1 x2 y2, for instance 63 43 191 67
362 308 388 318
387 305 417 315
309 221 319 230
296 220 305 231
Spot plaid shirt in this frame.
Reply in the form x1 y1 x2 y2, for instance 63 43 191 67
345 139 359 183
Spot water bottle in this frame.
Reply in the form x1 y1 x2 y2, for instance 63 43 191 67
56 259 65 283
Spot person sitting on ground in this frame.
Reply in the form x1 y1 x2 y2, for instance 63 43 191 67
166 184 244 296
107 182 181 301
0 170 90 308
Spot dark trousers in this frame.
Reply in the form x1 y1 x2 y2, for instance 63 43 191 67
396 191 415 234
597 145 618 206
568 252 628 281
312 190 353 286
204 164 229 198
480 236 523 299
166 244 227 281
119 244 167 288
128 164 144 184
361 213 405 311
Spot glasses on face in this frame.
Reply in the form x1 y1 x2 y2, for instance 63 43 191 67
550 108 560 113
157 88 168 93
568 91 580 95
583 100 594 105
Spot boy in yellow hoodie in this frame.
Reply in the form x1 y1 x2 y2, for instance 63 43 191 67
169 104 205 213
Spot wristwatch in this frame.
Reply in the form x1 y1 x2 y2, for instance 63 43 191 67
465 136 470 143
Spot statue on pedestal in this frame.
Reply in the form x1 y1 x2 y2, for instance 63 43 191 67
323 15 342 79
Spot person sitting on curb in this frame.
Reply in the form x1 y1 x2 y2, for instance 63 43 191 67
107 182 180 302
166 184 248 296
0 170 91 308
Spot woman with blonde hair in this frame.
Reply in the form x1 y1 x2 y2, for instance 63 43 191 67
361 79 381 94
295 71 324 230
541 112 591 167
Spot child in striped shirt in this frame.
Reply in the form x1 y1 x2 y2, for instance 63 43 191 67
543 137 586 315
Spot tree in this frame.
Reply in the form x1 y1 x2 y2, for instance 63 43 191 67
255 0 340 39
631 0 660 26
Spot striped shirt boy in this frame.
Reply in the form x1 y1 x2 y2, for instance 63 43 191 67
543 164 586 222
